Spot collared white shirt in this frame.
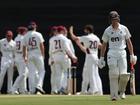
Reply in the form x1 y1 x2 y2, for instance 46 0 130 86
23 30 44 55
0 38 16 58
102 23 131 50
79 33 100 55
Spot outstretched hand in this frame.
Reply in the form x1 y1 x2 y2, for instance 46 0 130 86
69 26 74 36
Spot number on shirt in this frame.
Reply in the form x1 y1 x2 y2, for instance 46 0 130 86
54 40 61 49
89 40 97 49
28 37 37 47
16 41 21 50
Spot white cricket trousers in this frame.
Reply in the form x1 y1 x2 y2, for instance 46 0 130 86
81 54 103 94
107 49 127 99
28 55 45 93
0 57 14 93
51 53 69 92
12 56 28 93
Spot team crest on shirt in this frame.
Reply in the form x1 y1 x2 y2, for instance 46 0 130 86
120 31 122 34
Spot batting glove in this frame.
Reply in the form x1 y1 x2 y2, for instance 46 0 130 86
130 55 137 65
98 57 106 69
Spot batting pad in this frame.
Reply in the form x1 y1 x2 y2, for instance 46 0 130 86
119 73 130 93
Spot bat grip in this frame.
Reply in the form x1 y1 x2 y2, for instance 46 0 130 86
131 63 134 71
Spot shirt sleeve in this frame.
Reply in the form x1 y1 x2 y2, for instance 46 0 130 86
63 39 76 58
102 30 109 43
39 33 45 43
78 36 84 42
125 27 131 39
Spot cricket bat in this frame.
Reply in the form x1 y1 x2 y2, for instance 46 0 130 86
130 64 136 95
67 66 77 95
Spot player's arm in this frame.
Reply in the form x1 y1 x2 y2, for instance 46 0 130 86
64 40 77 63
40 42 45 59
100 41 107 57
69 26 79 41
69 26 86 53
126 38 137 65
98 42 102 50
126 38 134 55
23 45 27 62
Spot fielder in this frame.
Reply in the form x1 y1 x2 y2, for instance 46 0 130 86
23 21 45 94
69 25 103 95
0 30 16 94
12 26 28 94
99 11 137 100
48 26 59 94
59 26 76 94
49 26 77 94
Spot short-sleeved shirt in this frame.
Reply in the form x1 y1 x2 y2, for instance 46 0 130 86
79 33 100 55
0 38 16 59
49 34 75 58
14 34 25 58
102 23 131 50
23 30 44 55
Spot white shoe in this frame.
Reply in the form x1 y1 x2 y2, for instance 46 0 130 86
120 92 126 99
76 92 87 95
12 91 19 95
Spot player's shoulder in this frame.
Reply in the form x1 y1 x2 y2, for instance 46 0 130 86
0 38 6 42
119 24 128 30
104 25 112 32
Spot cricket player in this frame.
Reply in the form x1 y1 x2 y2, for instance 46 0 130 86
69 25 103 95
23 21 45 94
59 26 76 94
48 26 59 94
49 26 77 94
12 27 28 94
0 30 16 94
99 11 137 100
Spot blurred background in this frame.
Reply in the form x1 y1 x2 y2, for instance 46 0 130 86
0 0 139 94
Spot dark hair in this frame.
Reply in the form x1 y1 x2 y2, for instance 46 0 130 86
109 11 120 24
84 24 94 33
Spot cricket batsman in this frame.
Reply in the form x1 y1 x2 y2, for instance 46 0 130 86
99 11 137 100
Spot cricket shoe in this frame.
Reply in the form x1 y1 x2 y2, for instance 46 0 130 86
120 92 126 99
12 91 19 95
51 91 59 95
58 88 68 95
35 86 45 94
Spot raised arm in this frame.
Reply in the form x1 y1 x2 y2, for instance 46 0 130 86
69 26 86 53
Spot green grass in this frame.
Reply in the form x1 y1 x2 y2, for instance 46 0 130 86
0 95 140 105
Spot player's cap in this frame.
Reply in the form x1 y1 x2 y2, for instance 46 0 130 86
57 25 65 32
109 11 120 20
17 26 28 35
6 30 13 37
51 26 58 31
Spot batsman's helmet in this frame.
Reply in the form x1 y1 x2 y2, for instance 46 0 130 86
109 11 120 23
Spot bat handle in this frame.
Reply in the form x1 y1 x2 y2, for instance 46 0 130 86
131 63 134 71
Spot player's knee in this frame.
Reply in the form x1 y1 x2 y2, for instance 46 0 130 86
120 73 130 81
